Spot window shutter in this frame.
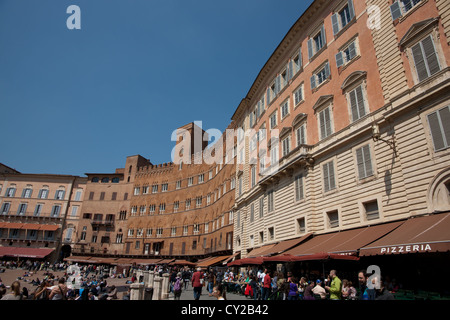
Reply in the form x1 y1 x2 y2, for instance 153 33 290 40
319 110 326 140
355 85 366 119
275 75 281 94
349 89 359 122
310 74 316 90
336 51 344 68
422 35 440 76
348 0 355 20
288 60 293 80
329 161 336 190
21 189 26 198
307 39 314 60
363 145 373 177
439 106 450 148
298 47 302 68
323 163 330 192
411 42 428 82
324 62 331 79
332 14 340 35
356 147 365 179
325 107 332 137
320 25 326 47
348 42 357 60
390 2 402 21
266 87 271 103
428 108 449 151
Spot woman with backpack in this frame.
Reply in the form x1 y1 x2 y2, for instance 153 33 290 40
173 272 183 300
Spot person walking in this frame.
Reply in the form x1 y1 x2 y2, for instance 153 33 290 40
262 269 271 300
191 267 204 300
325 270 342 300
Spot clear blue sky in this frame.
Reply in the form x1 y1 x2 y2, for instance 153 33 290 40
0 0 313 176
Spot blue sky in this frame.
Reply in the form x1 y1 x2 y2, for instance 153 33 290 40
0 0 313 176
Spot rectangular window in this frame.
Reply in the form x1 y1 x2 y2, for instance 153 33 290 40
250 203 255 223
348 85 367 122
280 100 289 119
134 187 140 195
282 136 291 157
307 24 326 60
364 200 379 220
327 210 339 228
268 190 274 212
34 203 43 216
17 203 27 216
55 190 65 200
311 62 330 90
356 144 373 179
176 180 181 189
5 187 16 197
159 203 165 213
185 199 191 210
188 177 194 186
270 144 279 165
296 124 306 146
294 85 304 106
336 41 357 68
259 197 264 218
270 112 277 129
198 174 204 184
51 205 61 217
411 35 441 82
161 183 168 192
323 160 336 192
1 202 11 215
268 227 275 241
38 189 48 199
251 165 256 188
297 217 306 234
238 176 243 196
22 188 32 198
427 106 450 151
390 0 422 20
332 0 355 35
295 174 304 201
152 185 158 193
319 106 333 139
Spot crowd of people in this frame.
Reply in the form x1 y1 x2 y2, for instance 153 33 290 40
1 258 400 301
170 266 398 301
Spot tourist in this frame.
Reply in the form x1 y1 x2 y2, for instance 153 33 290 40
325 270 342 300
49 278 67 300
262 269 271 300
1 281 22 300
312 279 327 299
358 270 369 300
191 267 204 300
173 273 182 300
213 283 226 300
303 281 315 300
287 277 298 300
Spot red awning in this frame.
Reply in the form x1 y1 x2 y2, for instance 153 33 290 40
227 257 264 266
283 221 403 256
360 213 450 256
0 247 54 258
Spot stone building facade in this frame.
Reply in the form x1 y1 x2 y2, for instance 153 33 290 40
0 170 87 261
231 0 450 257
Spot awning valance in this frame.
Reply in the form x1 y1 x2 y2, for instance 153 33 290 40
360 213 450 256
